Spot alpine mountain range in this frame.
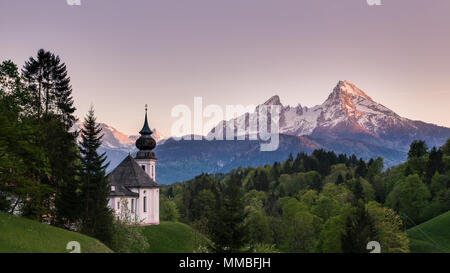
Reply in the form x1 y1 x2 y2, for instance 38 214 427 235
75 81 450 184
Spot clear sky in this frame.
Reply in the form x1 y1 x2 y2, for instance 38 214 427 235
1 0 450 136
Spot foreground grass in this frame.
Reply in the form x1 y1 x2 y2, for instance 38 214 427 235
407 210 450 253
142 221 209 253
0 212 112 253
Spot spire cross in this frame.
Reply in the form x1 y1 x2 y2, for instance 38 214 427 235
145 104 148 112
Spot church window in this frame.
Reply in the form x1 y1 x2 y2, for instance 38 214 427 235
131 199 135 213
117 201 120 210
143 196 147 212
141 165 145 171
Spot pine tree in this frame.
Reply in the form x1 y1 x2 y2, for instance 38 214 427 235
54 158 81 229
425 147 444 184
22 49 76 127
407 140 428 160
209 175 249 253
341 204 377 253
78 106 114 244
254 169 269 192
292 154 303 172
272 161 280 178
353 179 364 202
281 153 294 174
355 159 368 178
22 50 79 222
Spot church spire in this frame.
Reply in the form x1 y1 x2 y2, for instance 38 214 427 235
139 104 153 135
136 104 156 153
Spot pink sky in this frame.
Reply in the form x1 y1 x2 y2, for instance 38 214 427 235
1 0 450 136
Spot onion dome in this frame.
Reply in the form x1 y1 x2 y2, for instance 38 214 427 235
135 105 156 159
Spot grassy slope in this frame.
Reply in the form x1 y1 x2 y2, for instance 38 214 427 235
142 221 208 253
407 211 450 253
0 213 112 253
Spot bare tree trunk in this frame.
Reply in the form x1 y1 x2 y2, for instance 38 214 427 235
10 198 19 214
38 71 42 117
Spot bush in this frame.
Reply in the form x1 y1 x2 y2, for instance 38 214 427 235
109 218 149 253
108 199 149 253
160 195 180 221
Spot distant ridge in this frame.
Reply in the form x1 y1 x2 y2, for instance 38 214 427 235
86 81 450 183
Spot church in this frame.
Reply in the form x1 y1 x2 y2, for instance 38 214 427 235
106 107 159 225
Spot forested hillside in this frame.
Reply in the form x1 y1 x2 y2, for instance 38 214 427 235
161 139 450 253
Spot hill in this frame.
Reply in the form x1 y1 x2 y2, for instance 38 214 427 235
142 221 208 253
0 213 112 253
407 211 450 253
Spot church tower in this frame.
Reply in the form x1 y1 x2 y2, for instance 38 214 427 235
135 105 157 180
107 105 159 225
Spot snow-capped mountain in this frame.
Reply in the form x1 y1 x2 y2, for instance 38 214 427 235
72 122 165 149
209 80 450 153
71 121 166 171
71 81 450 184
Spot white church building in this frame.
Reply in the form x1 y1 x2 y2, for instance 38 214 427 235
107 107 159 225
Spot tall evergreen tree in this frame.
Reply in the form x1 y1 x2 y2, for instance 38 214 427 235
312 149 332 175
292 154 303 173
355 158 368 178
22 49 75 127
254 169 269 192
341 204 377 253
353 179 364 202
78 107 114 244
425 147 444 184
209 175 249 253
407 140 428 160
21 50 79 222
281 153 294 174
54 156 81 229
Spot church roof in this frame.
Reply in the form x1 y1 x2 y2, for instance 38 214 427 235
110 185 139 197
107 155 159 190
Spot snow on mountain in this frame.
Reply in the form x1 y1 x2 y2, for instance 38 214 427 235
209 80 450 152
69 81 450 184
71 121 166 152
211 80 399 136
129 129 166 144
71 121 167 172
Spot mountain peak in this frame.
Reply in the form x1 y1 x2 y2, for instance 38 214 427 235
335 80 373 101
263 95 282 106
